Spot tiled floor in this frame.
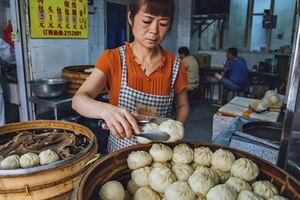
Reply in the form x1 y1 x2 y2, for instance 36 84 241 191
184 102 218 143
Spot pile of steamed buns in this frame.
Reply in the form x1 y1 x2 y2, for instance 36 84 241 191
0 149 60 169
256 90 283 111
99 143 288 200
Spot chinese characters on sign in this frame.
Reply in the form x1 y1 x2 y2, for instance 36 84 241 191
29 0 88 38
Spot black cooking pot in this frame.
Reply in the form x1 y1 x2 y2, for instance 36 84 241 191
242 121 283 143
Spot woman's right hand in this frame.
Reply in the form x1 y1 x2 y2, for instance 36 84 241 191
99 104 140 139
71 69 140 139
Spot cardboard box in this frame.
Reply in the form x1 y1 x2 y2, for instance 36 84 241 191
193 53 211 68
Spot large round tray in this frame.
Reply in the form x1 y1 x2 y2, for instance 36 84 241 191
74 142 300 200
0 120 98 200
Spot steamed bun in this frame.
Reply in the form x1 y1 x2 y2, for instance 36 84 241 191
159 119 184 142
151 162 171 169
194 147 213 167
127 151 152 170
127 179 140 195
133 187 160 200
206 184 237 200
237 190 264 200
20 152 40 168
260 90 283 109
148 166 177 193
136 136 152 144
137 123 159 144
39 149 59 165
225 176 252 193
99 180 125 200
211 149 235 172
165 181 196 200
142 123 159 131
171 163 194 181
231 158 259 181
212 166 231 183
265 90 277 98
0 155 20 169
172 143 194 164
149 143 173 162
188 172 215 197
252 181 279 199
131 166 151 187
194 166 219 185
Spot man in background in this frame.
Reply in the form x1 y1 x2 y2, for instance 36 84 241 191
208 47 248 105
178 46 199 108
0 38 15 125
178 46 199 91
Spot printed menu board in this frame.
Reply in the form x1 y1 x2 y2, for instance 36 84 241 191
29 0 88 38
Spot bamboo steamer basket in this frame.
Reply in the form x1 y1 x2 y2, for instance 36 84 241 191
74 142 300 200
0 120 98 200
62 65 93 79
62 65 93 96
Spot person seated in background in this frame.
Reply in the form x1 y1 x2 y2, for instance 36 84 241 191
207 47 248 105
178 47 199 91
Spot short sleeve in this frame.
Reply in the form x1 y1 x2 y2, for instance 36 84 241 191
174 60 188 94
95 50 112 81
94 49 120 90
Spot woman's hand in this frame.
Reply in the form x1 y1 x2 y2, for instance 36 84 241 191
99 104 140 139
72 69 140 140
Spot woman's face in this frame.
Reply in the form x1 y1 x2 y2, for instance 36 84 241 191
128 4 171 49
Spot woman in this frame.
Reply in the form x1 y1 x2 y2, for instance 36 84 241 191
72 0 189 152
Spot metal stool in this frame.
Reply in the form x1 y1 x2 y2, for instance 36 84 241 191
206 82 220 101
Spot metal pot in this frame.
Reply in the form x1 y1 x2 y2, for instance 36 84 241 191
29 78 68 98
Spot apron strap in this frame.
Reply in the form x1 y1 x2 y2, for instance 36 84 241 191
171 56 180 89
119 45 127 86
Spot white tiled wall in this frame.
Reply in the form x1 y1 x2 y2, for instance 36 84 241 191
88 0 105 65
161 0 193 55
29 39 89 79
176 0 192 52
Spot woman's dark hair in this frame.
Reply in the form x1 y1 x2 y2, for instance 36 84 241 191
227 47 238 57
129 0 175 29
178 47 190 56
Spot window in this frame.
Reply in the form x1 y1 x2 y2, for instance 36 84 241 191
227 0 249 49
250 0 271 51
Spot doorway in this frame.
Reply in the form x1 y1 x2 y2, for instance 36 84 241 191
106 2 128 49
0 0 27 123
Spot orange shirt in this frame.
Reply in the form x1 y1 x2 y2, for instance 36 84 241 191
95 43 188 106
